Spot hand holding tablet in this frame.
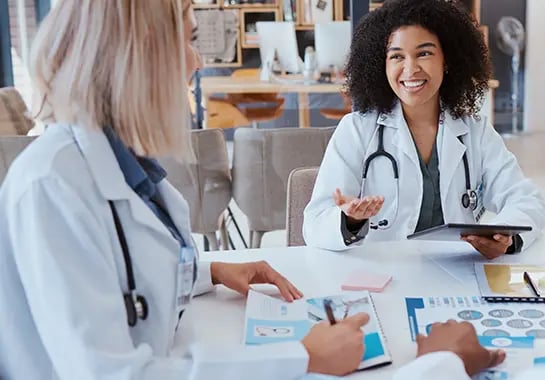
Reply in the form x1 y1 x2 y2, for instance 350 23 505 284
407 223 532 242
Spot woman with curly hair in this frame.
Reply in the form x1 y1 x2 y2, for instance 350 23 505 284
303 0 545 257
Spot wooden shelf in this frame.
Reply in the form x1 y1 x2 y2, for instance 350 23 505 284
295 25 314 31
240 7 280 49
224 3 280 9
192 3 220 9
192 1 280 9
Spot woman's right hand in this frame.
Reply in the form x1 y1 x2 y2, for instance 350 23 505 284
301 313 369 376
334 188 384 224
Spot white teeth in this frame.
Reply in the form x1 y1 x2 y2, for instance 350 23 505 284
403 80 425 88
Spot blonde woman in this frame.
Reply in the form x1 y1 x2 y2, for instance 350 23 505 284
0 1 368 379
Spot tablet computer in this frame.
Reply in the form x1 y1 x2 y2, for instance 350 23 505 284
407 223 532 241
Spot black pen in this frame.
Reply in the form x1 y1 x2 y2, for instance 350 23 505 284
523 271 541 297
323 299 337 325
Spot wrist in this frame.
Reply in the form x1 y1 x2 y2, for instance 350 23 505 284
505 234 523 254
210 262 222 285
301 339 319 374
343 212 365 226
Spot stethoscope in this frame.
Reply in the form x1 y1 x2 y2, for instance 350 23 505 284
109 201 149 327
361 125 477 230
72 128 148 327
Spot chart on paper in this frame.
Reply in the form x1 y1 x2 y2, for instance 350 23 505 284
405 295 545 365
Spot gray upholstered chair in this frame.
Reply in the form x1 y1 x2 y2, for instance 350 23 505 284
232 127 334 248
160 129 232 250
0 136 36 184
286 167 319 247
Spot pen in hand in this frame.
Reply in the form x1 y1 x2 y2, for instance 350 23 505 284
323 299 337 325
523 271 541 297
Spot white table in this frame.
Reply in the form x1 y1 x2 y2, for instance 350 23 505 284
180 239 545 379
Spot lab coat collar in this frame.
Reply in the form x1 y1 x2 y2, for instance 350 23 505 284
377 101 403 129
378 101 419 167
377 100 470 173
442 109 470 138
439 110 471 197
71 124 129 201
70 125 178 239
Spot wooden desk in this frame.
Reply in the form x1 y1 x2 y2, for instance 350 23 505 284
199 76 500 128
200 76 343 128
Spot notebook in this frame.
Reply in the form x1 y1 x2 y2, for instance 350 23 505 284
475 263 545 303
341 271 392 292
244 290 392 370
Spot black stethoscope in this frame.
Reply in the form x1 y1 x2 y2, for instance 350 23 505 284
109 201 149 327
362 125 477 230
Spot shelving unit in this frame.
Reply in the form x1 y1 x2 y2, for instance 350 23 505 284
192 0 486 69
240 7 280 48
192 1 283 67
192 0 349 68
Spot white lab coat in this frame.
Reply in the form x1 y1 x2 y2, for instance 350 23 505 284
393 351 545 380
303 101 545 251
0 124 308 380
0 124 540 380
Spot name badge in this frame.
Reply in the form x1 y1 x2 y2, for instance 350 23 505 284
176 247 196 315
473 183 486 223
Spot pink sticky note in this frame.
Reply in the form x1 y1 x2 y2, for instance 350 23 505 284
341 271 392 292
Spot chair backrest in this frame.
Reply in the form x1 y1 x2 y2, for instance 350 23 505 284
0 136 36 185
159 129 232 234
286 167 319 247
0 88 34 136
232 127 334 232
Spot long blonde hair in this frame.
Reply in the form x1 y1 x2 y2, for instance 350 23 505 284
30 0 193 159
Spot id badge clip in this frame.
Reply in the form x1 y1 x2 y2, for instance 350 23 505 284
176 247 196 314
473 183 486 223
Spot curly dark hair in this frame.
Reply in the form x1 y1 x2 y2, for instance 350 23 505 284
345 0 492 118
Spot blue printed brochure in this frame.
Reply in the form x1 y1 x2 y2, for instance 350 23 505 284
405 296 543 378
474 336 535 380
244 290 392 370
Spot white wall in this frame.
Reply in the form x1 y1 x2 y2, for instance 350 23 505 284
524 0 545 132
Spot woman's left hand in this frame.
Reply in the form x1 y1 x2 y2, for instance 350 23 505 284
210 261 304 302
461 234 512 259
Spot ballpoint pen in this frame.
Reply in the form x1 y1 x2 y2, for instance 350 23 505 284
323 299 337 325
523 271 541 297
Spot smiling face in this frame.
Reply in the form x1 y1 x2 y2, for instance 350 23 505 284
385 25 445 110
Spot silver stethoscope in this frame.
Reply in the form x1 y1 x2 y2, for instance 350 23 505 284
361 125 477 230
72 128 149 327
109 201 149 327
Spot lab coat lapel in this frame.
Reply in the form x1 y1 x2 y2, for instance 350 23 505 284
439 113 469 201
71 125 172 237
158 181 196 249
380 101 420 169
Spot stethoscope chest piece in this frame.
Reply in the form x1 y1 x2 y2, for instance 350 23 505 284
125 293 149 327
461 189 478 210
